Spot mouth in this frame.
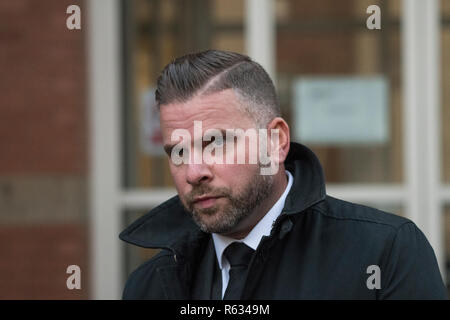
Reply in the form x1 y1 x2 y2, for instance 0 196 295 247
192 195 224 209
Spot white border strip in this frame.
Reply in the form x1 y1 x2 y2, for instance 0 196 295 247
245 0 275 80
121 189 177 209
87 0 122 300
424 0 444 277
403 0 444 275
326 185 405 204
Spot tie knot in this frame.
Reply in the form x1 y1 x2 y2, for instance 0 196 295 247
223 242 254 268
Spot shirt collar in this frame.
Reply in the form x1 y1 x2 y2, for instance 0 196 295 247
212 170 294 269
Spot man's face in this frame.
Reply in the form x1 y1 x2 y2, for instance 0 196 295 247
160 89 274 235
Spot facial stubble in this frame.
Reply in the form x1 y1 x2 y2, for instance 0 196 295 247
182 169 274 235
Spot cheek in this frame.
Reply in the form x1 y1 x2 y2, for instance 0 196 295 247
230 136 261 165
214 163 258 186
168 164 186 192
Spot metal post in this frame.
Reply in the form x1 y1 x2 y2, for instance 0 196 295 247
245 0 276 82
87 0 122 299
402 0 444 277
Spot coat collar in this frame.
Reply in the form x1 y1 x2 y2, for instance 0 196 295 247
119 142 326 255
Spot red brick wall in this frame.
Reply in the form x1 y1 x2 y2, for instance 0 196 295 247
0 225 89 299
0 0 88 299
0 0 87 175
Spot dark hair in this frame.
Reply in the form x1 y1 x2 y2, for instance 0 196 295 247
155 50 280 126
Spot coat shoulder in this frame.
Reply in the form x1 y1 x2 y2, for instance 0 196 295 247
316 195 412 231
308 196 447 298
122 250 174 300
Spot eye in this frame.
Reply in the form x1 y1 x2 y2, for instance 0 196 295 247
168 145 188 167
212 136 224 146
203 135 224 148
166 147 184 158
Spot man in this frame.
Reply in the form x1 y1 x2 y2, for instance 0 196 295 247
120 50 447 299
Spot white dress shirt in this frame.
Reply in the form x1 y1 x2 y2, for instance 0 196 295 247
212 170 294 298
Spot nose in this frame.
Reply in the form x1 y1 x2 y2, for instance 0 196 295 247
186 163 213 185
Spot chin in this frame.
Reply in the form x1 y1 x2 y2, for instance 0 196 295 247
195 210 238 234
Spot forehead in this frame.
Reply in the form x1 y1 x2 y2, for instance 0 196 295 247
159 89 254 132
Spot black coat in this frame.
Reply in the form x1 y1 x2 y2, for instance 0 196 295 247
120 142 447 299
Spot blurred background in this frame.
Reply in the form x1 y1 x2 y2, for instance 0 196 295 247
0 0 449 299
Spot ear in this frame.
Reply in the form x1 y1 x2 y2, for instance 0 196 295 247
267 117 290 165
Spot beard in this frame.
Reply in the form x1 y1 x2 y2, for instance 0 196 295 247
180 168 275 235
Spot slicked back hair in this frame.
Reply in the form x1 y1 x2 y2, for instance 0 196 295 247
155 50 280 127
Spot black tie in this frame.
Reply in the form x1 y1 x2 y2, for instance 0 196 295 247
223 242 255 300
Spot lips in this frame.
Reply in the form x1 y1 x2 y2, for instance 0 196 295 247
193 195 221 203
192 195 223 209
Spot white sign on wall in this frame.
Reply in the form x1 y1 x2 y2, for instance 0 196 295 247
293 76 389 145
